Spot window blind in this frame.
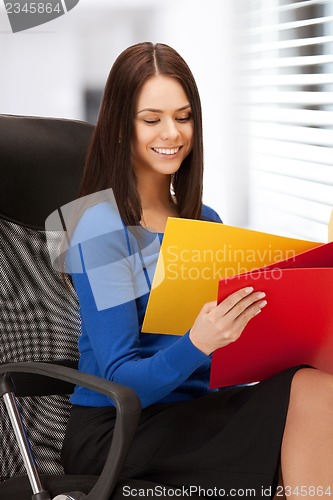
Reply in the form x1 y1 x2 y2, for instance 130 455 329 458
239 0 333 241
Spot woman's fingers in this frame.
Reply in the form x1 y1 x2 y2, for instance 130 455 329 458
214 286 265 319
229 290 267 321
189 287 267 355
223 298 267 344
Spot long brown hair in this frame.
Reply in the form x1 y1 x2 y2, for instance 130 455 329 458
78 42 204 225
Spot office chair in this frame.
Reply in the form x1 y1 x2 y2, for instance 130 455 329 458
0 114 189 499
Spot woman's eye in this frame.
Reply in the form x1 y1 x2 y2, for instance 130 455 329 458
143 119 159 125
177 115 191 123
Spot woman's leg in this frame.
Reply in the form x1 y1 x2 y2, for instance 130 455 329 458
280 368 333 499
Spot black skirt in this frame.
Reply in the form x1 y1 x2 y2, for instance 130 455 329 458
61 366 305 498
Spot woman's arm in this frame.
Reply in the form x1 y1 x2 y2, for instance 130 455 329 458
68 203 209 408
73 270 208 408
69 202 265 408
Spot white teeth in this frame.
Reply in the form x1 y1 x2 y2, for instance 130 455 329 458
153 147 180 155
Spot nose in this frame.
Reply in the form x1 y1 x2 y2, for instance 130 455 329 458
160 118 180 142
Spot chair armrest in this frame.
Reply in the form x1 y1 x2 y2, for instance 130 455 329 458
0 362 141 500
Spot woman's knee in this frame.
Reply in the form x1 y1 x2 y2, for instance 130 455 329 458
289 368 333 416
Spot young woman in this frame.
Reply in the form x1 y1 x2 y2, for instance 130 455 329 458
61 42 333 498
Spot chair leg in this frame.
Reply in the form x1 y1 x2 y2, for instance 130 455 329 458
0 373 52 499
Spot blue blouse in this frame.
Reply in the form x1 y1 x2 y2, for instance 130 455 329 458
66 201 222 408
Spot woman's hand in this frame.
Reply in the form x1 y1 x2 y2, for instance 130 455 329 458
189 287 267 355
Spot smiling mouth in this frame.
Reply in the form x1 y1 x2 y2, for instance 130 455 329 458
152 146 182 156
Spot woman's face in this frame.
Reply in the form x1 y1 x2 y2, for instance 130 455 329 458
132 75 194 178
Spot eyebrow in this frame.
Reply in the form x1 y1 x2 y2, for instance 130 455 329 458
137 104 191 115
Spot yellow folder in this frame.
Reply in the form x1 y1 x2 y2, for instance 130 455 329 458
142 218 322 335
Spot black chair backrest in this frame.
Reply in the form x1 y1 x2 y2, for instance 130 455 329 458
0 114 93 229
0 115 94 482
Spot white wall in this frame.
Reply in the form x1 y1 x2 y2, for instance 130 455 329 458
0 31 83 118
0 1 159 119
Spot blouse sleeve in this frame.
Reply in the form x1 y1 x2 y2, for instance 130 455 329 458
67 203 209 408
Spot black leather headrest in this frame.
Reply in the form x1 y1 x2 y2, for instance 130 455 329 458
0 114 94 229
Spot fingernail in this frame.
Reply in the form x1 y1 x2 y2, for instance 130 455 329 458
257 292 266 299
245 287 254 294
259 300 267 308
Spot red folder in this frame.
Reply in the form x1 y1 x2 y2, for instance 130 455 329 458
210 241 333 389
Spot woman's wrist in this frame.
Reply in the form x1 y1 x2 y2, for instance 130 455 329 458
189 329 212 356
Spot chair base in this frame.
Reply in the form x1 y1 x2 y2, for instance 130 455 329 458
0 474 202 499
0 474 97 500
